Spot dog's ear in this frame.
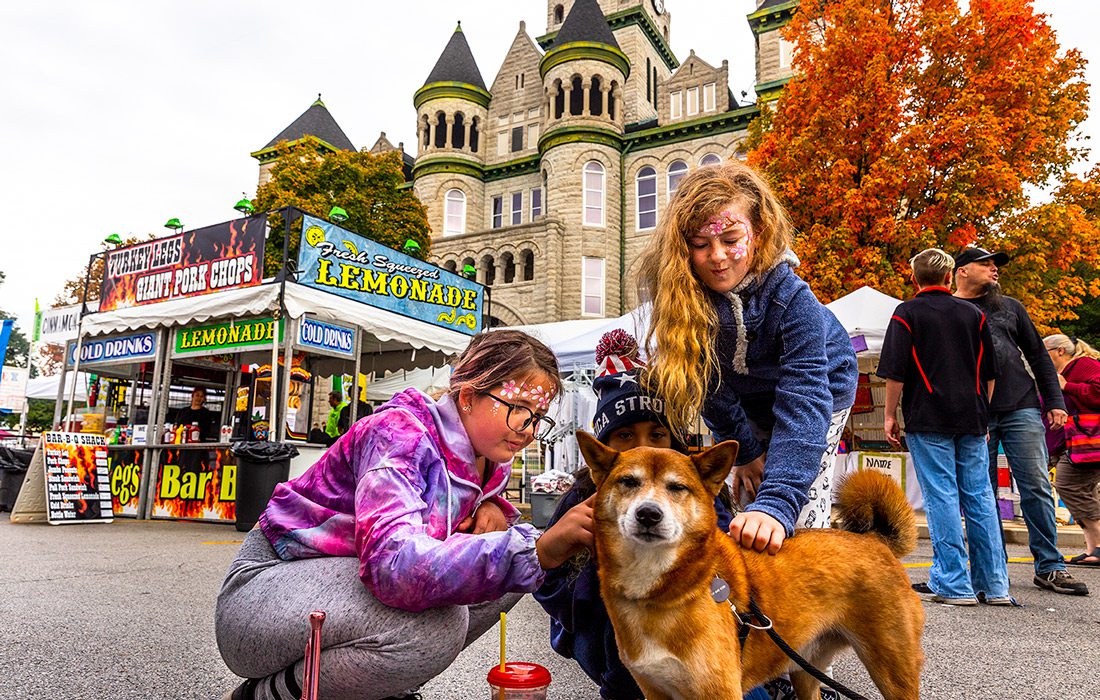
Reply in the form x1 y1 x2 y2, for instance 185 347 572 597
691 440 740 496
576 431 619 488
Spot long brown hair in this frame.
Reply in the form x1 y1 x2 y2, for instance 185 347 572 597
448 330 562 402
637 161 794 434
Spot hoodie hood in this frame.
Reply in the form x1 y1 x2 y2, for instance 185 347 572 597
722 249 802 374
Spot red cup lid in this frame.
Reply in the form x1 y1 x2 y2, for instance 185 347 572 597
487 662 552 689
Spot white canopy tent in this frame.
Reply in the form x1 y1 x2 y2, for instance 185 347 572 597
25 373 91 401
824 285 903 358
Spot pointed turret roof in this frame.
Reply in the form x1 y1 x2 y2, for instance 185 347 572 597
555 0 619 49
423 22 486 90
260 95 355 152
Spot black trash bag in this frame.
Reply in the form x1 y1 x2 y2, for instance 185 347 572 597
0 448 29 513
230 441 300 532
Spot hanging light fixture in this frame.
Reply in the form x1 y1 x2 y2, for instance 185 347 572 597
234 194 255 215
462 264 476 279
103 233 123 246
403 239 421 253
328 206 348 223
164 218 184 231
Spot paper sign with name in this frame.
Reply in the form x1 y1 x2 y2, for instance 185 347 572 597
857 451 906 490
98 215 266 312
297 215 484 335
173 317 284 358
42 432 113 524
294 317 356 358
66 332 158 367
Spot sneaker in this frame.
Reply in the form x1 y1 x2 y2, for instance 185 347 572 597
1034 570 1090 596
976 591 1015 606
912 582 977 606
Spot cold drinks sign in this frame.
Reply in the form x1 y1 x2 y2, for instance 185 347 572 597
66 332 158 368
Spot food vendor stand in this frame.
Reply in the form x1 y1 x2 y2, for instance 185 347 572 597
54 207 483 524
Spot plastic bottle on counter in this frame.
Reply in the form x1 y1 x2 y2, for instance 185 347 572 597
220 425 232 443
189 422 201 443
163 424 175 444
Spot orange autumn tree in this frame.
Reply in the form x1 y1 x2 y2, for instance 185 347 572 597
749 0 1095 328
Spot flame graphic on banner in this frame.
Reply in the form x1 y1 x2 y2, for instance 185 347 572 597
152 447 236 521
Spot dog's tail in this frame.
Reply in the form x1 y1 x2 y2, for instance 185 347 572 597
833 470 917 558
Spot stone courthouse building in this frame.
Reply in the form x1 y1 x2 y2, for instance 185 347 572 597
255 0 798 325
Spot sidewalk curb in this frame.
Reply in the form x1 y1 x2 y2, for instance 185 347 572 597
915 518 1085 550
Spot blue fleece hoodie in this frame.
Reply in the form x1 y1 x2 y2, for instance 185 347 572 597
701 259 857 535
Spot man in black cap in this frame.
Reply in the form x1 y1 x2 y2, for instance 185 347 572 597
954 247 1088 595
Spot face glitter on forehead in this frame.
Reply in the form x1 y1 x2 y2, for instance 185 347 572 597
498 379 557 411
698 210 752 259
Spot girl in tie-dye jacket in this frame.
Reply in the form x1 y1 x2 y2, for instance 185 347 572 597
216 331 594 700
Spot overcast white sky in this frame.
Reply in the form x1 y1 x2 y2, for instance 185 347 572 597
0 0 1096 341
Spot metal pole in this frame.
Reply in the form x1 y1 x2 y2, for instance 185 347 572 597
137 329 166 519
268 311 280 443
277 317 294 442
64 253 98 430
52 341 70 428
350 327 362 427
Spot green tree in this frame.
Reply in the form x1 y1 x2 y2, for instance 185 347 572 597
748 0 1097 328
0 398 53 432
254 139 432 277
0 271 31 370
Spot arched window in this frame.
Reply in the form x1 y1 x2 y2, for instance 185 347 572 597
569 76 584 116
452 113 466 149
421 115 430 148
636 166 657 230
589 76 604 116
554 4 564 25
481 255 496 286
502 252 516 284
668 160 688 198
701 153 722 167
444 189 466 237
583 161 605 227
433 112 447 148
443 260 457 273
522 250 535 281
553 80 565 119
469 116 480 153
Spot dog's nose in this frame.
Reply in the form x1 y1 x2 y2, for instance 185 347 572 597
635 503 663 528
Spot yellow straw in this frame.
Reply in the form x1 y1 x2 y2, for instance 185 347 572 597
499 612 507 672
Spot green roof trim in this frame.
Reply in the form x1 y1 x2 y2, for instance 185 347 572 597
540 41 631 80
250 136 344 162
754 75 793 102
538 7 679 71
485 154 541 182
623 105 759 152
411 156 485 180
414 81 493 110
538 124 624 153
748 1 799 35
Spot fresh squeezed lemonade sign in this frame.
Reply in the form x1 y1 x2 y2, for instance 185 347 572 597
297 215 484 335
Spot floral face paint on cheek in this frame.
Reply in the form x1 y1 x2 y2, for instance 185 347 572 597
699 210 753 260
498 380 557 411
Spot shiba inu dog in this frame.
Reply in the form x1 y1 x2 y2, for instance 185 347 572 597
577 431 924 700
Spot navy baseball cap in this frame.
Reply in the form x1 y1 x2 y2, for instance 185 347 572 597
954 247 1009 270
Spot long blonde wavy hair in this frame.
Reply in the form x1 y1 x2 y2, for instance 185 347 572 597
637 160 793 435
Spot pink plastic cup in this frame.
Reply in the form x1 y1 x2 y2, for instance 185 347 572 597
486 662 551 700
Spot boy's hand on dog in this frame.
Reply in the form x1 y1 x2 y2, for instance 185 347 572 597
457 500 509 534
729 511 786 554
731 454 765 502
535 495 595 569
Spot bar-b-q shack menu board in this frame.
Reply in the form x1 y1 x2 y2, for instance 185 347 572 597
43 432 113 524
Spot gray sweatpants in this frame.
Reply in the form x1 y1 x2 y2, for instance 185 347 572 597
215 529 522 700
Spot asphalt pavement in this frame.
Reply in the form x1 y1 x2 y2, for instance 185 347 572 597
2 516 1098 700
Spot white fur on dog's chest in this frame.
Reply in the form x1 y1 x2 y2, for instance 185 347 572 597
622 639 692 699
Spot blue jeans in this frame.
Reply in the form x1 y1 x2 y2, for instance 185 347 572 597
908 432 1010 599
987 408 1066 574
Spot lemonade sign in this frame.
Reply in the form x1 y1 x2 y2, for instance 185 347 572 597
297 215 484 335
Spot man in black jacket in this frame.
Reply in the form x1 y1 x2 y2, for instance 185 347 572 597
954 247 1088 596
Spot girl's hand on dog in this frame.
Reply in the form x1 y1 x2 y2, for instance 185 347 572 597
732 454 765 503
535 495 595 569
729 511 786 554
457 500 509 534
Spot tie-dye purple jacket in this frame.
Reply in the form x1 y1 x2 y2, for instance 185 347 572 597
259 388 545 612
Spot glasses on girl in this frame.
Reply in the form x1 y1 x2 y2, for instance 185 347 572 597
479 392 557 440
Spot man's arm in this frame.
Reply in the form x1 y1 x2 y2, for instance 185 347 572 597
1013 299 1066 413
884 379 904 449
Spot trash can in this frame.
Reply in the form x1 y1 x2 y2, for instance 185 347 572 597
231 441 299 532
0 447 29 513
529 492 562 529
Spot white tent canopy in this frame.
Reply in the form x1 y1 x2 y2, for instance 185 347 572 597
824 285 902 356
24 372 91 401
365 365 452 402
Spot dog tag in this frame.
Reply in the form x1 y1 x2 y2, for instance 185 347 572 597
710 576 730 603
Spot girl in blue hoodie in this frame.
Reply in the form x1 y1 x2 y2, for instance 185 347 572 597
638 160 857 699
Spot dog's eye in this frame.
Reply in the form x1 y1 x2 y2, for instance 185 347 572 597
667 483 690 493
618 475 641 489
